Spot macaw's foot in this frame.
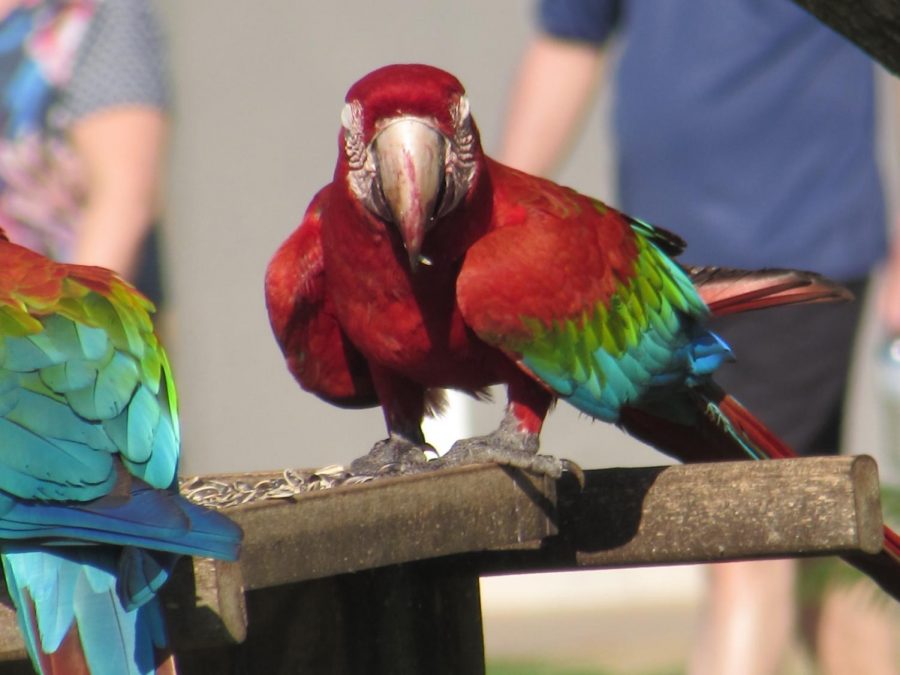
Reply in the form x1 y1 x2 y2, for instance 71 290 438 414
437 431 580 481
348 436 434 477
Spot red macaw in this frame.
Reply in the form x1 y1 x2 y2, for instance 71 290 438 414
265 64 899 598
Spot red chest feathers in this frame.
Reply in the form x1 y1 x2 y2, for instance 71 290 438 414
320 210 486 385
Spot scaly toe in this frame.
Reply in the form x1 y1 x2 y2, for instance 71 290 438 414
348 438 432 477
436 434 572 480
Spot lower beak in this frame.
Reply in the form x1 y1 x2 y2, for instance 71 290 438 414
373 119 444 268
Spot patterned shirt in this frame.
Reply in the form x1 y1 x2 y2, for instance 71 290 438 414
0 0 167 261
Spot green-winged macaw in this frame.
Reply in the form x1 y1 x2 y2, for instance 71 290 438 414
265 64 898 599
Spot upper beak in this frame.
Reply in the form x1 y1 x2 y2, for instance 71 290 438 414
372 119 445 268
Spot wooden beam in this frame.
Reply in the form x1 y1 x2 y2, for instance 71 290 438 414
473 455 885 574
156 455 884 654
0 455 887 667
187 456 883 590
226 464 557 590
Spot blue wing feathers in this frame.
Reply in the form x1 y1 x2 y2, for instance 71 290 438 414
125 415 178 488
39 359 99 393
7 388 117 452
0 482 241 560
80 294 128 352
3 334 63 371
687 333 733 381
0 385 17 417
0 418 116 500
66 350 140 421
124 388 161 464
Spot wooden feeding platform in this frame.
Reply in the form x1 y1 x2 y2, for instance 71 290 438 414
0 454 888 674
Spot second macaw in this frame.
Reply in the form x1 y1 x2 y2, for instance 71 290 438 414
265 64 899 599
0 230 242 674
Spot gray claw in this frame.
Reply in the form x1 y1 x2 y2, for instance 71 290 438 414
436 432 576 480
558 458 585 488
349 437 432 477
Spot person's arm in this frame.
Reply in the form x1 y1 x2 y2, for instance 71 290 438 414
880 233 900 333
61 0 169 280
68 105 166 279
498 34 606 177
879 78 900 334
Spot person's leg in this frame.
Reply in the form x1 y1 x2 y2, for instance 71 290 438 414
816 579 899 675
689 282 866 675
690 559 796 675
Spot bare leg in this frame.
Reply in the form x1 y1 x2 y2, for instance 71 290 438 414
817 579 899 675
689 559 796 675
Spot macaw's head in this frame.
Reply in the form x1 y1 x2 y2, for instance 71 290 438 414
339 64 480 268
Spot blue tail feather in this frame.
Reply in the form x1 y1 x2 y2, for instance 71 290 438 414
2 547 171 675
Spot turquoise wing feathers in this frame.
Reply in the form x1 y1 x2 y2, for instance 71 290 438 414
0 253 179 502
0 237 241 674
516 220 730 421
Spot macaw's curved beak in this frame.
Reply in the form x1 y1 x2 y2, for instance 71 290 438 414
372 119 445 269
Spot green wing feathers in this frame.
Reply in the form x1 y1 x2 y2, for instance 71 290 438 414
0 248 179 501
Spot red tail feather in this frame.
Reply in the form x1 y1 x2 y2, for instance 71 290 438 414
41 631 91 675
22 591 90 675
715 393 794 460
715 392 900 598
688 267 853 317
885 527 900 560
617 386 795 463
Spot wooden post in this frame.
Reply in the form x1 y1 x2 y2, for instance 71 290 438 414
175 563 484 675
